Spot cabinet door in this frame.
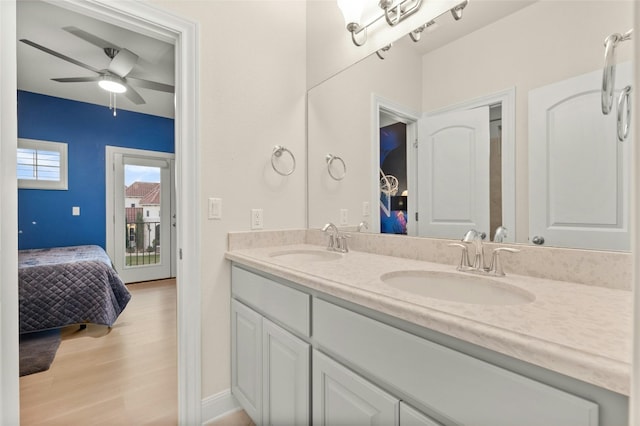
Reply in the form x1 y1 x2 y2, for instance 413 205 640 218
262 318 310 425
231 300 262 424
313 349 399 426
400 402 441 426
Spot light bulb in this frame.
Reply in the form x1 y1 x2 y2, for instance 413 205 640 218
98 75 127 93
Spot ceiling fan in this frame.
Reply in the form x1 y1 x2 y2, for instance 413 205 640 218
20 26 174 106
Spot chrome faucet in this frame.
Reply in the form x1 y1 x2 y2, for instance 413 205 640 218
462 229 485 270
357 221 369 232
322 223 339 250
322 223 349 253
450 228 520 277
493 226 508 242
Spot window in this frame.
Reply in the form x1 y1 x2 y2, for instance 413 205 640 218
17 139 68 190
146 210 149 217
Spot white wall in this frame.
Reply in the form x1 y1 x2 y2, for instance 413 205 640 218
0 0 20 422
149 0 307 402
307 0 460 89
308 40 422 229
421 0 634 242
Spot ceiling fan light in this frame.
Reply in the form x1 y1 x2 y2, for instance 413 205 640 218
98 75 127 93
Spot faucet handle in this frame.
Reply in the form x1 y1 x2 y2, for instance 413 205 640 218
337 233 351 253
489 247 520 276
448 243 471 270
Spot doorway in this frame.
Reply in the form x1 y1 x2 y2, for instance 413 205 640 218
106 146 176 283
372 96 420 237
1 1 201 424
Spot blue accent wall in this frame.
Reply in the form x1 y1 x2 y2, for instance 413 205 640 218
18 90 174 250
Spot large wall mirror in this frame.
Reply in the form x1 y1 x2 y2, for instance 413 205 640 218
308 0 633 251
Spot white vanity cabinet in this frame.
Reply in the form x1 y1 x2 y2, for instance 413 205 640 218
230 264 626 426
400 402 442 426
313 349 400 426
231 266 311 425
313 298 599 426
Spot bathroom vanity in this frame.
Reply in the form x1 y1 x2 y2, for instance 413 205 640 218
226 233 630 426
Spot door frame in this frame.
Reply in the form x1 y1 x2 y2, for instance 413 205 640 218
424 88 516 243
371 94 420 235
1 1 202 424
106 146 176 283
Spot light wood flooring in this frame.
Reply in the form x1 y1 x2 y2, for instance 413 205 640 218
20 279 177 425
207 409 255 426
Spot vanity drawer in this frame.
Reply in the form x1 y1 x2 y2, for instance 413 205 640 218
313 298 598 426
232 265 310 337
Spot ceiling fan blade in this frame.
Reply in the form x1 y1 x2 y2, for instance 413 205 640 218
20 39 101 74
126 77 174 93
52 77 101 83
122 83 146 105
63 26 119 50
108 49 138 78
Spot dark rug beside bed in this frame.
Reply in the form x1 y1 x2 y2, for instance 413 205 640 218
19 329 61 376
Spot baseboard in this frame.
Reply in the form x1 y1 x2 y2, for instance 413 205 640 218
201 389 241 425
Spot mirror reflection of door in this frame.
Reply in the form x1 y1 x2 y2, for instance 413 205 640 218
417 106 491 240
529 64 631 251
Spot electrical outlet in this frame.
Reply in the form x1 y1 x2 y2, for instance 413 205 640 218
362 201 370 217
340 209 348 226
72 206 80 216
208 198 222 220
251 209 264 230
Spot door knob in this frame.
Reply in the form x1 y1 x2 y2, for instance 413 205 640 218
531 236 545 245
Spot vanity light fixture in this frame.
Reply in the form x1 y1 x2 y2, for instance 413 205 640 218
337 0 424 47
450 0 468 21
376 43 392 59
409 20 435 42
409 1 467 44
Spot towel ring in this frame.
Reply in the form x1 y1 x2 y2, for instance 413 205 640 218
271 145 296 176
602 29 632 115
617 85 632 142
326 154 346 181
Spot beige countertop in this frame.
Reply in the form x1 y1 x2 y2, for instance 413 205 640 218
226 243 632 396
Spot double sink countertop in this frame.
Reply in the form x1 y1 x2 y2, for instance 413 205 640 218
226 242 632 396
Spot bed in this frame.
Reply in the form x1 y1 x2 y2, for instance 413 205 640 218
18 245 131 333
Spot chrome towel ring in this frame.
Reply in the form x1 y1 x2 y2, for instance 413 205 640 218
617 85 632 142
326 154 347 181
271 145 296 176
602 29 632 115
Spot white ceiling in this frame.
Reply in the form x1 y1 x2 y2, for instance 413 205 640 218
17 1 175 119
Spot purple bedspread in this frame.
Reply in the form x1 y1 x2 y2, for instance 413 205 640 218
18 245 131 333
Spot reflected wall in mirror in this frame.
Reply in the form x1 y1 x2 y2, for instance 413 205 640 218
307 0 633 251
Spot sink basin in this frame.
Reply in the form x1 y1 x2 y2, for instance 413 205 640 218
269 249 342 262
380 270 535 305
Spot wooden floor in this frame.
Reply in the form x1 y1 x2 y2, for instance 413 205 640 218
208 409 255 426
20 279 177 425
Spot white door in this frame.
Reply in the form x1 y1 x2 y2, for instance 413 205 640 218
106 146 175 283
529 64 631 251
417 107 490 239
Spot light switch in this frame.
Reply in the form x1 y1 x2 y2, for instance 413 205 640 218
340 209 348 226
72 206 80 216
208 197 222 220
